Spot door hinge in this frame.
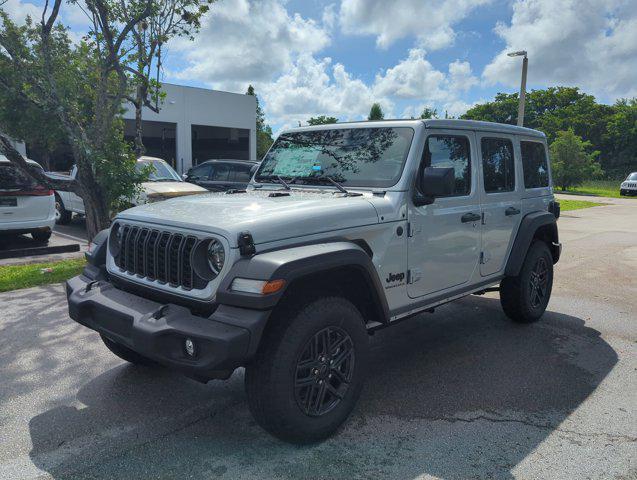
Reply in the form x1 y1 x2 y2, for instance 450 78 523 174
481 212 486 225
479 252 485 264
407 268 421 284
407 222 421 238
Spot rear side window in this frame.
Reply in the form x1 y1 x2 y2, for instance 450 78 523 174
521 141 549 188
423 135 471 196
211 164 230 181
481 137 515 193
232 164 253 182
0 164 39 189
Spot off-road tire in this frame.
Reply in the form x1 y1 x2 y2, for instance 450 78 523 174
245 296 369 444
500 241 553 323
100 334 157 367
31 230 52 243
55 194 72 225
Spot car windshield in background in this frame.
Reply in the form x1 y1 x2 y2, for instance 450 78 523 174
627 173 637 181
137 160 181 182
255 127 414 188
0 164 41 189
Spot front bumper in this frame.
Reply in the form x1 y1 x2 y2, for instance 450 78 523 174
66 274 271 381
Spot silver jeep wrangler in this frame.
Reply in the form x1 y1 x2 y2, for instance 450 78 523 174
67 119 561 443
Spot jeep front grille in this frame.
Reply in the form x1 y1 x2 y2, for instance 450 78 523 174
114 225 206 290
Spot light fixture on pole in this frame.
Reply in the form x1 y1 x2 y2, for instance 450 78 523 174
507 50 528 127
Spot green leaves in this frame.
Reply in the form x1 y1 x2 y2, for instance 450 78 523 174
550 129 603 190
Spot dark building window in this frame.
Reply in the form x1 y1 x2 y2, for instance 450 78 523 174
124 120 177 167
191 125 250 165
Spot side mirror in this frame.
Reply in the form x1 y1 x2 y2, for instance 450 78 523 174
414 167 455 206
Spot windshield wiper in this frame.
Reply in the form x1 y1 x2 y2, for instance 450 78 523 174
299 175 362 196
256 175 292 190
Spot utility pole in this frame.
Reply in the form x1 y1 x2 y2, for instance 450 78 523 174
508 50 528 126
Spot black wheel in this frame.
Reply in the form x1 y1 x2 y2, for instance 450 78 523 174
100 334 157 366
31 230 52 243
500 241 553 323
245 296 369 444
55 194 72 225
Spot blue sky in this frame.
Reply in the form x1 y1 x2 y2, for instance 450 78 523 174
4 0 637 132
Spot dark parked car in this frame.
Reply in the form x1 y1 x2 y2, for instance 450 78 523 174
183 159 259 191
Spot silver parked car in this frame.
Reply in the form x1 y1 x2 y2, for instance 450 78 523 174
620 172 637 196
66 119 561 443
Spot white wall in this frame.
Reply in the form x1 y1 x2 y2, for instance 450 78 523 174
123 83 256 172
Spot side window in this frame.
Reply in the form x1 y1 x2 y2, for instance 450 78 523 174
423 135 471 196
232 164 253 182
481 137 515 193
190 164 211 179
210 164 231 181
521 141 549 188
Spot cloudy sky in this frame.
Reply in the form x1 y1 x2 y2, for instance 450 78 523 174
3 0 637 132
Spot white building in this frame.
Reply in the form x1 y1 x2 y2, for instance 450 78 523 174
122 83 257 173
21 83 256 173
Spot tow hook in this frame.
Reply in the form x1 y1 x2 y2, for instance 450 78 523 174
85 280 100 292
153 304 170 320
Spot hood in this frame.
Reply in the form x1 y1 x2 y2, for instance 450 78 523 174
117 189 380 246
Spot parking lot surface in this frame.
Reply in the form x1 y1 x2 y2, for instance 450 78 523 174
0 198 635 479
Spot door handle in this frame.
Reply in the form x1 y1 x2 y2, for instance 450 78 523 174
505 206 521 216
461 212 481 223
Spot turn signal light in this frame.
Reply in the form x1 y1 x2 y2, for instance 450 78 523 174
230 278 286 295
262 279 286 294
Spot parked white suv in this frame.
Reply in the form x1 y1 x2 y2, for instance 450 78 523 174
620 172 637 196
0 156 55 242
67 119 561 443
51 156 207 224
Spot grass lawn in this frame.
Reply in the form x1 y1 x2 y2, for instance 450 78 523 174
0 258 85 293
557 180 635 199
560 199 605 212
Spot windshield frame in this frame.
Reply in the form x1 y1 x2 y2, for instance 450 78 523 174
137 159 182 182
254 126 416 189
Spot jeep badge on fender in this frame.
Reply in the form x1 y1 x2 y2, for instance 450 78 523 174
66 119 561 444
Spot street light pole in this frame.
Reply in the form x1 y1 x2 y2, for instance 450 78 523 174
508 50 528 127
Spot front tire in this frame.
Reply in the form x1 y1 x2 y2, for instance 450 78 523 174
100 334 156 366
245 296 369 444
500 241 554 323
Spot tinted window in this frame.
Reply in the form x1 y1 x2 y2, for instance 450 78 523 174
481 138 515 193
190 164 212 179
232 164 254 182
211 164 230 181
521 141 549 188
256 127 414 188
423 135 471 196
627 173 637 181
0 163 41 189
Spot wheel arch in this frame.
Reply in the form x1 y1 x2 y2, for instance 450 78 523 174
216 241 390 326
505 211 560 277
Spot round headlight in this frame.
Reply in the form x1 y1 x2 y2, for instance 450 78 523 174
207 238 225 274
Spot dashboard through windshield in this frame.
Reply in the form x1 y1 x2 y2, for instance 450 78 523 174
255 127 414 188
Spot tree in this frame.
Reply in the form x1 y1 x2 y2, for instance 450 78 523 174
0 2 207 239
127 0 213 156
368 103 384 121
420 107 438 119
307 115 338 125
550 129 603 190
246 85 273 159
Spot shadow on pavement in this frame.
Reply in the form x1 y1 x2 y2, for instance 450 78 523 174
27 295 617 479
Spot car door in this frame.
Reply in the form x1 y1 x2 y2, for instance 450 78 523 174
206 163 232 191
229 163 254 189
69 166 85 213
407 130 481 298
477 134 522 276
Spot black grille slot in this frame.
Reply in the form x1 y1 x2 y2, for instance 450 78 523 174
114 224 205 291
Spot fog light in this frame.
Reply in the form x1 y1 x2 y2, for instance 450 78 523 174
184 338 196 357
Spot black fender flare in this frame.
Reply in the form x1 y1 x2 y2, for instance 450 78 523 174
216 241 390 322
505 211 560 277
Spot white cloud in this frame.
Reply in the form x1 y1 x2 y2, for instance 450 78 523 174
171 0 331 92
339 0 492 50
448 60 479 92
1 0 41 24
483 0 637 101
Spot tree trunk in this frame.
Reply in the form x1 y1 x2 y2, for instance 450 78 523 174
82 189 111 240
133 85 146 157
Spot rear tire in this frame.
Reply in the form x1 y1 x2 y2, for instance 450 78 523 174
100 334 157 366
500 241 553 323
31 230 52 243
55 195 72 225
245 296 369 444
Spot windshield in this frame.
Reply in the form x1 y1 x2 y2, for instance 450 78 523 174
627 173 637 181
255 127 414 188
0 163 42 189
136 159 181 182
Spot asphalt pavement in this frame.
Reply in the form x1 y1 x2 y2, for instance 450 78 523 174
0 197 635 479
